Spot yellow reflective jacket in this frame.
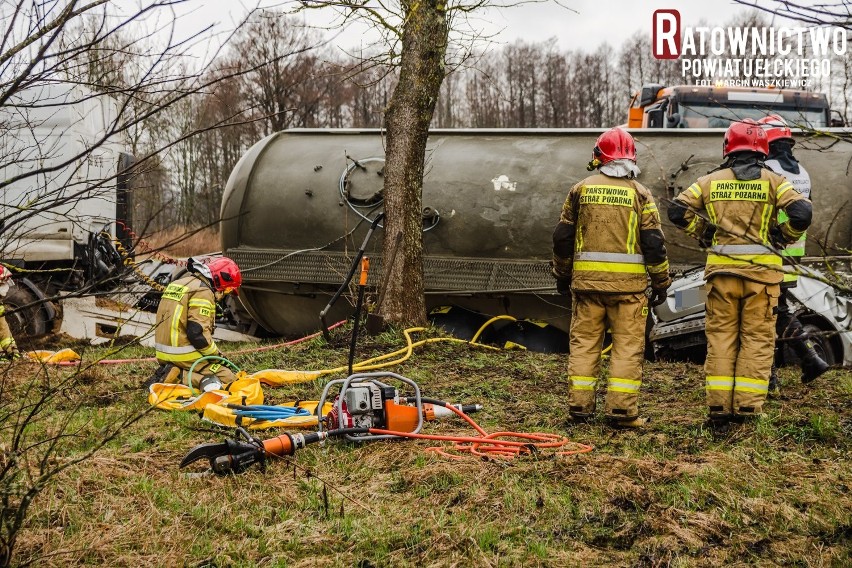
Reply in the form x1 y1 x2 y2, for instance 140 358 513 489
766 159 810 285
672 168 809 285
552 173 669 294
0 303 16 353
154 275 218 363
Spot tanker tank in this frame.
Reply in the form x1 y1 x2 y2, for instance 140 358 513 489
221 128 852 335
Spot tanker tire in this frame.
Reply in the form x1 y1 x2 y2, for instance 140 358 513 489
4 285 48 337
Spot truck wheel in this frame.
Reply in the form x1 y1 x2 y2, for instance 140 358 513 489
3 286 48 337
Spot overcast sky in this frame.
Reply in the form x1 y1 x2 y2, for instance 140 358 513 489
172 0 810 61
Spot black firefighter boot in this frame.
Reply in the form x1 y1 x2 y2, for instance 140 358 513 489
143 363 171 390
791 335 830 384
768 364 780 397
799 340 830 384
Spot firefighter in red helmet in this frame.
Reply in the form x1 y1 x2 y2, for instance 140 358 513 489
668 119 813 429
757 114 829 391
552 127 671 428
145 256 242 391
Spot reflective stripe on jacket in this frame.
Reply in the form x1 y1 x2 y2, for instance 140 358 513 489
672 168 809 285
0 304 16 351
552 173 668 293
154 275 218 363
765 159 810 284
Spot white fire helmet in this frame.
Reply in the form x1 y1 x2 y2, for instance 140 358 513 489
187 257 213 281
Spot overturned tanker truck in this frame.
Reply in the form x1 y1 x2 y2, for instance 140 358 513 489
220 128 852 355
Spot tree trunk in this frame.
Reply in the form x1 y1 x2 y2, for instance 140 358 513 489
379 0 448 326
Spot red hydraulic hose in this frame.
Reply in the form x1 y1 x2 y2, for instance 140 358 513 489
364 403 594 460
51 320 347 366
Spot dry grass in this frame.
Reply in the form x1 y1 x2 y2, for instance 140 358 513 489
5 327 852 567
143 226 220 258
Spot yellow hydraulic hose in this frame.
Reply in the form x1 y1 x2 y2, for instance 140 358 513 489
470 315 517 344
260 317 512 386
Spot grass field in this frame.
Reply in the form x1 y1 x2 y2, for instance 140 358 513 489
5 327 851 567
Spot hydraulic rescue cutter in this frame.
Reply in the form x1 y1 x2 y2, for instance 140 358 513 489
180 372 483 475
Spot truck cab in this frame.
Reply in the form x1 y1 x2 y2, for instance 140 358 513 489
627 84 831 129
0 84 133 336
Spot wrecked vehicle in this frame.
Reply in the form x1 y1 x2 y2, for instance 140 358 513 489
651 267 852 366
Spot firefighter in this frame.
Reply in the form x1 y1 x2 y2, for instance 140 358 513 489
668 119 812 427
0 266 21 360
145 256 242 391
552 127 671 428
758 114 829 391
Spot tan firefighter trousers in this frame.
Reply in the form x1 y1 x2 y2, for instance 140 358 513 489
568 292 647 419
705 274 779 417
0 313 17 358
155 358 236 389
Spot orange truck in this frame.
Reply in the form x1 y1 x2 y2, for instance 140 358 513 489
626 83 839 129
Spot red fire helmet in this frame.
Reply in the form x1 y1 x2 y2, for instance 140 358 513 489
204 257 242 293
723 119 768 157
594 127 636 164
758 114 794 145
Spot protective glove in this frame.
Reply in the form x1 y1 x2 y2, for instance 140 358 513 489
556 278 571 296
2 346 20 361
697 224 717 249
549 260 571 296
769 225 788 248
649 287 669 308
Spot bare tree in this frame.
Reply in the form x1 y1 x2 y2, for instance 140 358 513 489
731 1 852 122
0 2 315 564
228 12 326 135
540 38 568 127
289 0 572 326
733 0 852 29
462 57 505 127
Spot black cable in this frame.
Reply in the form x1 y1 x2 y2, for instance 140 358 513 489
319 213 384 340
348 276 366 376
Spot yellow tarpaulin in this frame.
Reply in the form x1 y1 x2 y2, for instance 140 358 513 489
26 348 81 363
147 374 330 430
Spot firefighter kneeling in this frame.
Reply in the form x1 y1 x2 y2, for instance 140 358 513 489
668 119 812 427
146 256 242 391
552 128 671 428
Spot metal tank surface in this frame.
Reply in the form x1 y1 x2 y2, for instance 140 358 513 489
221 128 852 335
